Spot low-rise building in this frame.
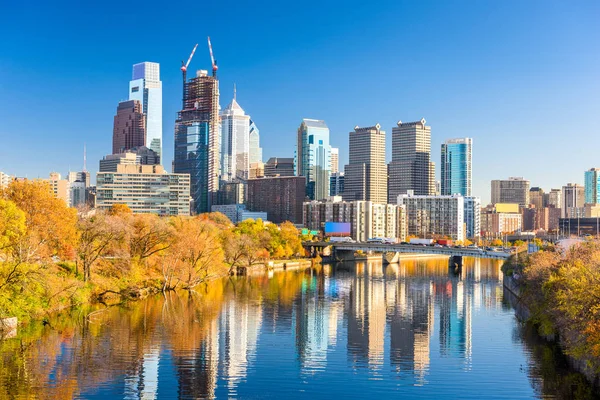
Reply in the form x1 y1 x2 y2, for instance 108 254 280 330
481 203 522 236
303 197 406 242
0 171 13 189
96 164 190 216
396 192 465 242
211 204 267 224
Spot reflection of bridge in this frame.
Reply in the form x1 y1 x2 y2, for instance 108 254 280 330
304 242 511 266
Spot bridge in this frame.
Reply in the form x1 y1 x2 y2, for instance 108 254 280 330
303 241 512 269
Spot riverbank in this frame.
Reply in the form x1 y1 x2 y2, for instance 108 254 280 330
502 244 600 388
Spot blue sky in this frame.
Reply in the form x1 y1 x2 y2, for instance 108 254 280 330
1 0 599 203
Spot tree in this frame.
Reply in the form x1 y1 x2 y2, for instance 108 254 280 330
2 180 77 263
108 203 132 217
491 239 503 247
129 213 173 264
0 199 26 251
164 217 226 290
77 213 129 282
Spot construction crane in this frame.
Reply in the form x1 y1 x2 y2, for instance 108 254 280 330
207 36 218 77
181 43 198 84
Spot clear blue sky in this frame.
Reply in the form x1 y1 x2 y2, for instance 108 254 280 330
1 0 599 203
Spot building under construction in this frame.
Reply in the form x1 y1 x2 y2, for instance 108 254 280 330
173 40 220 214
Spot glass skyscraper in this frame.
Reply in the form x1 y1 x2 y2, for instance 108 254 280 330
296 119 331 201
129 62 163 163
585 168 600 204
249 119 262 164
220 89 250 181
441 138 472 196
174 70 220 214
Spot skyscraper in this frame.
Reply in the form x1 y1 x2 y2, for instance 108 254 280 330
249 119 262 164
343 124 386 204
562 183 585 218
584 168 600 204
264 157 295 177
388 119 435 203
441 138 472 196
174 69 220 214
330 147 339 174
129 62 163 162
112 100 146 155
296 119 331 200
220 88 250 181
529 187 545 209
491 177 530 207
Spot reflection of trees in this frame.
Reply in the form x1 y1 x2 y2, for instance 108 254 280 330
516 323 596 400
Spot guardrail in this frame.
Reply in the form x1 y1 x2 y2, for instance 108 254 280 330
303 242 512 260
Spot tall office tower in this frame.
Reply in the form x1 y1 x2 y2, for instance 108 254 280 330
68 171 91 208
112 100 146 154
529 187 544 209
388 119 435 203
562 183 585 218
249 119 262 164
490 177 530 207
220 88 250 181
545 188 562 208
174 69 220 214
330 147 339 174
264 157 295 177
584 168 600 204
129 62 162 162
330 172 345 196
441 138 472 196
296 119 331 200
342 124 386 204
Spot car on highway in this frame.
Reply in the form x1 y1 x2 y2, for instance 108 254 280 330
367 238 384 243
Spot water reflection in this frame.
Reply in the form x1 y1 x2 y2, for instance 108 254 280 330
0 258 596 399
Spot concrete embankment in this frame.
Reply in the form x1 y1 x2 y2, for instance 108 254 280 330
236 259 314 276
503 276 599 387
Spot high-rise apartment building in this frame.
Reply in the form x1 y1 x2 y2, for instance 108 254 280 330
396 193 465 242
584 168 600 204
220 91 250 182
129 62 163 162
562 183 585 218
330 147 339 174
0 172 12 189
441 138 472 196
491 177 530 207
174 69 220 214
303 198 406 243
388 119 435 203
464 197 481 239
296 119 331 201
96 164 190 216
480 204 522 236
247 176 306 224
264 157 295 177
249 119 262 164
112 100 146 155
46 172 70 206
343 124 386 204
529 187 544 209
545 189 562 209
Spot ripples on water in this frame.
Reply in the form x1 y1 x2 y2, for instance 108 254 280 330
0 258 597 399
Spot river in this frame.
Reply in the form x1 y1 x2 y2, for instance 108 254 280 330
0 257 597 399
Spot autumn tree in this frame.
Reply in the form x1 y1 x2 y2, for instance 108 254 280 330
163 217 226 290
129 213 173 264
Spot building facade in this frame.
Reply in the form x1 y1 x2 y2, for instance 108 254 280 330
562 183 585 218
529 187 545 209
303 198 406 243
480 204 522 236
491 177 530 207
129 62 162 162
0 171 13 188
174 69 220 214
584 168 600 205
396 193 465 242
249 119 262 164
220 90 250 181
247 176 306 224
343 124 387 204
112 100 146 155
264 157 295 177
330 172 345 197
211 204 267 224
545 189 562 209
440 138 472 196
68 170 91 208
464 196 481 239
46 172 70 206
388 119 435 203
296 119 331 200
330 147 339 174
96 164 190 216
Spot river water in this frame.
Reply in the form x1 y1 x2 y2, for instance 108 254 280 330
0 257 597 399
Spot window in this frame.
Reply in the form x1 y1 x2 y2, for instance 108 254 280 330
132 86 139 93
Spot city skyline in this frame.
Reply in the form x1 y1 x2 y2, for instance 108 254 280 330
1 1 599 205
